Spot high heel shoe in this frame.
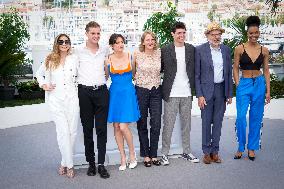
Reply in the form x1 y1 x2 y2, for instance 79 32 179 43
119 164 127 171
58 166 67 175
129 152 137 169
234 152 242 159
143 160 152 167
129 160 137 169
248 150 255 161
66 167 75 178
143 157 152 167
119 158 127 171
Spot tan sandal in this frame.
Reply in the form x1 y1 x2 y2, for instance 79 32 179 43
66 168 75 178
58 166 67 175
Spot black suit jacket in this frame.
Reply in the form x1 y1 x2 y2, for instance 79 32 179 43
161 43 195 102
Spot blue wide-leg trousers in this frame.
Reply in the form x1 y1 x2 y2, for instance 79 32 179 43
235 75 266 152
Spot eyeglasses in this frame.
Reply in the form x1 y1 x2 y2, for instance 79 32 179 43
57 40 71 45
210 33 222 37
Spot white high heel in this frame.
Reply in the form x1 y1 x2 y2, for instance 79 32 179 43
128 160 137 169
119 164 127 171
129 152 137 169
119 158 128 171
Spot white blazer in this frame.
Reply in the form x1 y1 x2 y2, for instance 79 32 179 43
36 54 79 100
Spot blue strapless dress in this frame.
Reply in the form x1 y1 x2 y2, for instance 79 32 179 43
107 67 140 123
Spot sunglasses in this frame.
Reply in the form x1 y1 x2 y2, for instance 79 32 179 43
57 40 71 45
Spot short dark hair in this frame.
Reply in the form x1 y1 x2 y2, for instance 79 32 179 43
246 16 261 29
85 21 100 32
171 21 187 33
109 33 125 45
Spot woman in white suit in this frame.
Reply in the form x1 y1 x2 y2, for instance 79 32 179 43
36 34 79 178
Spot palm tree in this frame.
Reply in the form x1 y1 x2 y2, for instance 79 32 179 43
42 0 73 9
223 16 247 59
266 0 281 13
224 0 281 58
42 0 53 9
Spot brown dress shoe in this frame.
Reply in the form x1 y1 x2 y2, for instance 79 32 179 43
210 153 222 163
203 154 211 164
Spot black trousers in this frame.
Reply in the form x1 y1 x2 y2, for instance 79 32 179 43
78 84 109 164
136 86 162 158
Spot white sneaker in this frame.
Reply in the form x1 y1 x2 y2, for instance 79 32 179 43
181 153 200 163
160 155 170 166
129 160 137 169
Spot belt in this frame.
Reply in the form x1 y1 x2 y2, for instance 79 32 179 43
214 81 224 85
78 84 107 91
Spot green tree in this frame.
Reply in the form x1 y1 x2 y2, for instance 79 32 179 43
275 14 284 24
143 2 179 47
266 0 281 13
43 0 73 9
223 16 247 59
103 0 110 6
61 0 73 9
270 73 284 99
42 0 54 9
43 15 54 29
207 10 214 22
207 4 217 22
0 9 30 87
223 0 282 58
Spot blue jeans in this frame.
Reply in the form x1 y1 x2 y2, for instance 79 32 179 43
235 75 266 152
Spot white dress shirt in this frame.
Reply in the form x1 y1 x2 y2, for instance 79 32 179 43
170 46 191 97
74 44 109 86
210 45 224 83
36 53 78 100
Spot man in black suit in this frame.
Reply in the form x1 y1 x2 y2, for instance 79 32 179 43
160 22 199 165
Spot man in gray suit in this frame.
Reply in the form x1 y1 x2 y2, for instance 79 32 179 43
160 22 199 165
195 22 233 164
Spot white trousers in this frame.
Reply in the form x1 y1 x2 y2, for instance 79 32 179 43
48 94 79 168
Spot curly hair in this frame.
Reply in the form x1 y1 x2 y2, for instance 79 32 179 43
246 16 261 29
139 31 159 52
109 33 125 45
45 34 71 70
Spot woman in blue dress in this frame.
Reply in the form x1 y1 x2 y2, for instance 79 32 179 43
105 33 140 171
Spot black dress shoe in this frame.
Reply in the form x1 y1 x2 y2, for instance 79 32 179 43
87 163 96 176
98 165 110 179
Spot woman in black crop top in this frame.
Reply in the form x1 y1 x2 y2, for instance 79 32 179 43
233 16 270 161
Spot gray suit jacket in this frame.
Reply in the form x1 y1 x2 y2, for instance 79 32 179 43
161 43 195 102
195 42 233 101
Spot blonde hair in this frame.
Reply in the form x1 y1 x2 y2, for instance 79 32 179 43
139 31 158 52
45 34 71 70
